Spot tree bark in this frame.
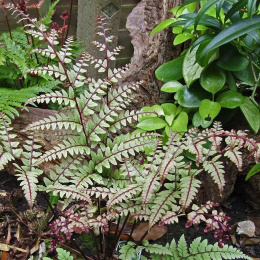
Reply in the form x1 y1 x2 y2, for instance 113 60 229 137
121 0 185 109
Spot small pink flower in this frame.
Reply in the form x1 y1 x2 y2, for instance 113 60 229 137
60 10 68 20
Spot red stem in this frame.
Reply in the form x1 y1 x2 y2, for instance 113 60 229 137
1 0 12 39
65 0 73 41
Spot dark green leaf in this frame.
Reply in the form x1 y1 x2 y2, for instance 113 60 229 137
200 65 226 94
191 34 214 51
216 44 249 71
216 91 245 108
248 0 257 21
155 56 184 82
176 84 211 108
233 64 259 86
216 0 225 19
194 0 220 30
245 162 260 180
226 71 237 91
240 97 260 133
178 0 199 9
197 40 220 67
199 16 260 63
224 0 247 22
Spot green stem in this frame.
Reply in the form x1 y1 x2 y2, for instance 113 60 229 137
249 54 260 105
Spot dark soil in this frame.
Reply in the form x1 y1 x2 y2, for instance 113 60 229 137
1 170 260 259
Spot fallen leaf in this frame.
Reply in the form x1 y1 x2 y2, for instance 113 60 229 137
230 233 239 247
237 220 255 237
242 237 260 246
30 238 40 255
0 243 27 253
14 224 23 241
132 222 167 242
109 222 167 242
0 191 7 197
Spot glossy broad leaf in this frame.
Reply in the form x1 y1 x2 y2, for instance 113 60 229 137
174 32 194 45
240 97 260 133
224 0 247 22
161 103 177 116
234 64 260 86
199 16 260 63
137 117 167 131
194 0 220 30
200 65 226 94
199 99 221 122
196 40 219 67
216 45 249 71
183 46 204 87
161 81 184 93
176 84 211 108
172 111 188 132
155 56 184 82
192 111 212 128
216 91 245 108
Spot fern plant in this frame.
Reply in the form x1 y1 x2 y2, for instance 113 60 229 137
119 235 251 260
43 247 73 260
0 0 78 172
3 3 260 260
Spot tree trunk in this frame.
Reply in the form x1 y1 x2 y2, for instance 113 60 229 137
121 0 185 109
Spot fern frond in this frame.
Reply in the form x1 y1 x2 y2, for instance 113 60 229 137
144 242 173 256
186 201 216 227
142 169 160 208
23 111 82 132
118 241 137 260
13 132 43 208
15 166 42 209
45 185 92 204
34 135 90 165
85 187 116 199
24 88 75 107
150 189 180 227
203 155 225 194
180 170 202 209
165 235 251 260
0 113 22 170
40 0 59 25
159 211 180 226
107 184 141 209
94 133 159 173
224 148 243 171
